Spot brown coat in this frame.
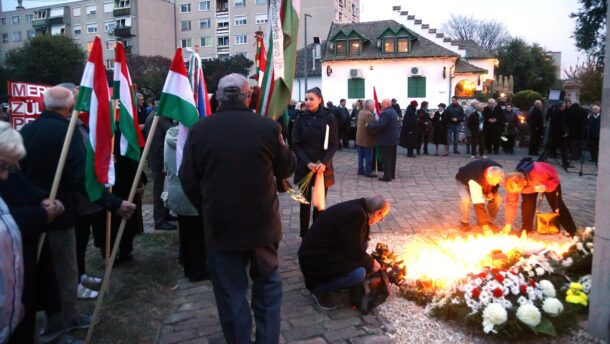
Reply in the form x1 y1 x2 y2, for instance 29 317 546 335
356 110 377 147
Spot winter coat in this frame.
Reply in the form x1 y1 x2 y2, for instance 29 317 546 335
527 107 544 136
399 105 418 149
355 110 377 148
417 108 432 135
446 103 465 125
587 113 601 141
369 107 401 146
0 196 23 343
163 127 198 216
565 104 588 140
468 111 485 136
292 107 339 188
549 108 568 139
504 109 519 136
432 110 448 144
483 105 505 137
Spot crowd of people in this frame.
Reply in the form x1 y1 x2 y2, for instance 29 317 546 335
0 75 601 344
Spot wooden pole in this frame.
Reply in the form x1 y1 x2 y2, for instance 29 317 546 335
85 115 159 344
106 99 119 267
37 109 80 260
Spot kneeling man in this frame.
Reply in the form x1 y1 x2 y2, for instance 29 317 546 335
298 196 388 310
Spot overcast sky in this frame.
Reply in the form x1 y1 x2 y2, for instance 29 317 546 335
3 0 587 72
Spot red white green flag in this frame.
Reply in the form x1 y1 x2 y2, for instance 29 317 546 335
74 36 114 202
256 0 299 119
156 48 199 127
113 41 144 162
255 32 267 88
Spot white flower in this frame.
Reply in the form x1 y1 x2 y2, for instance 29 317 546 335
586 242 593 249
502 299 513 309
542 298 564 317
482 303 508 333
516 304 542 327
539 280 556 298
517 296 530 305
576 242 584 251
511 286 520 295
561 257 573 267
527 270 534 277
535 267 545 276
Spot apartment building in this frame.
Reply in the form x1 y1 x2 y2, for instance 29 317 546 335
0 0 175 67
175 0 360 59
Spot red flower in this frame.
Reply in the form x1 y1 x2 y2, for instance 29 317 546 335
472 288 481 299
520 285 527 294
495 274 505 283
491 268 499 274
478 272 487 279
493 288 504 298
510 268 519 275
529 279 537 287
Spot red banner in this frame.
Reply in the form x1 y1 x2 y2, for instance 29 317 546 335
8 81 51 130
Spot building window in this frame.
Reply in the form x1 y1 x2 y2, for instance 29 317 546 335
105 59 115 69
85 5 96 15
74 25 82 35
0 18 6 25
106 40 116 50
12 16 20 25
383 37 395 53
235 35 247 45
72 7 81 16
199 1 211 11
348 39 361 55
104 2 114 13
217 36 229 46
200 19 211 29
200 36 212 47
397 37 409 53
115 17 131 27
255 13 268 24
181 38 192 48
180 3 192 13
87 23 98 34
25 14 33 23
27 30 36 39
181 20 192 32
335 40 347 55
116 0 131 8
255 0 266 4
235 16 247 26
352 3 356 14
348 78 365 98
408 77 426 98
104 21 115 33
217 20 229 28
235 0 246 8
12 32 22 42
2 33 8 43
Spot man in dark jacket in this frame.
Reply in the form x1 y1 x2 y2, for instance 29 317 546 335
338 99 351 148
565 102 588 161
587 105 601 163
368 99 400 181
298 196 388 310
467 103 486 158
446 96 465 154
547 102 570 170
483 98 505 154
399 100 419 157
455 159 504 233
180 74 295 343
527 100 544 155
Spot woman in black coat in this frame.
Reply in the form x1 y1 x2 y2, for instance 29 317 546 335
432 103 449 155
399 100 419 157
292 87 339 237
416 101 432 155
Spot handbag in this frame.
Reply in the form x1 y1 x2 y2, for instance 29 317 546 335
535 192 560 234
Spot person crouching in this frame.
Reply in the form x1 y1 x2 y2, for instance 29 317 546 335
298 196 389 310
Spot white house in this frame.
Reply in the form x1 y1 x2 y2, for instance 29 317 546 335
320 19 498 109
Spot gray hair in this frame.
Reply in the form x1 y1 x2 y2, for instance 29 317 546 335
217 73 250 104
486 166 505 182
0 122 26 160
364 99 375 108
56 82 77 91
44 86 75 111
364 195 389 214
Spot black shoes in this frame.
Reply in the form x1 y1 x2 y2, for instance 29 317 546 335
312 291 336 310
364 173 377 178
378 177 391 182
155 221 177 230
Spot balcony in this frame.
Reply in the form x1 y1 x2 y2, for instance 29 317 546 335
114 25 134 37
47 16 65 26
216 27 229 35
32 19 48 28
216 10 228 20
113 7 131 17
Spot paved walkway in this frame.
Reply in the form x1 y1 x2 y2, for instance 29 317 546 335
155 145 598 344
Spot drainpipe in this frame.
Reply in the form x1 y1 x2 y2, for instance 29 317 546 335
173 0 177 49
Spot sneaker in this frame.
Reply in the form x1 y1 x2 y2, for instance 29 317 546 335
311 291 336 310
66 314 92 332
77 283 98 300
80 274 102 288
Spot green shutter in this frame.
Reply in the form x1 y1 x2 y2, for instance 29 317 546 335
408 77 426 98
348 78 365 98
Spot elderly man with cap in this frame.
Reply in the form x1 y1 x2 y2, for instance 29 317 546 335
180 73 295 343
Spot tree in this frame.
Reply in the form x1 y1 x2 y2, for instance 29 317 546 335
201 54 254 92
441 14 511 53
4 35 85 85
571 0 607 67
129 55 171 100
496 38 558 95
564 57 603 104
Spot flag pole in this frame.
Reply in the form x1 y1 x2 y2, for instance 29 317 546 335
37 108 81 260
85 114 159 344
106 99 119 267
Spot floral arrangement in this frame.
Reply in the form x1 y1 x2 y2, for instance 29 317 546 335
287 170 315 204
400 227 595 338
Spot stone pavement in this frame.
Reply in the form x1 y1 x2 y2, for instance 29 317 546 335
155 144 598 344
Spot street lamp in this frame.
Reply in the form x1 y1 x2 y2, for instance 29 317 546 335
304 13 311 92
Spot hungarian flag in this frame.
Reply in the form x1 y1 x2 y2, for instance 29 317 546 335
257 0 299 119
373 86 381 120
254 32 267 88
74 36 114 202
156 48 199 128
113 41 144 162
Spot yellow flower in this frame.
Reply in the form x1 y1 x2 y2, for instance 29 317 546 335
566 283 588 306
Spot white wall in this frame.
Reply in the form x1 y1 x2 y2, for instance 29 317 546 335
466 58 497 86
321 57 456 109
292 77 322 102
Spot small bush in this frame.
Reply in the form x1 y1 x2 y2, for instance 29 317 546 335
511 90 542 110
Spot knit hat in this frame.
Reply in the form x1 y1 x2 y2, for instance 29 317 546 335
410 100 418 107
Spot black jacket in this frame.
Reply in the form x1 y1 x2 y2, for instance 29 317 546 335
468 111 485 135
370 107 401 146
446 103 465 124
565 104 588 140
180 102 295 251
298 198 375 290
527 107 544 135
399 105 418 148
145 111 173 171
549 108 568 139
587 114 601 141
292 107 339 187
483 105 505 136
455 159 502 195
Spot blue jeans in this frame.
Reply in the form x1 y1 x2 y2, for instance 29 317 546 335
207 245 281 344
447 124 461 152
357 146 373 175
313 267 367 294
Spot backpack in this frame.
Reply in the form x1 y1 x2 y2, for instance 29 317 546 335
348 269 391 314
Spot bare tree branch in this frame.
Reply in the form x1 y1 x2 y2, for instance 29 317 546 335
441 15 511 53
